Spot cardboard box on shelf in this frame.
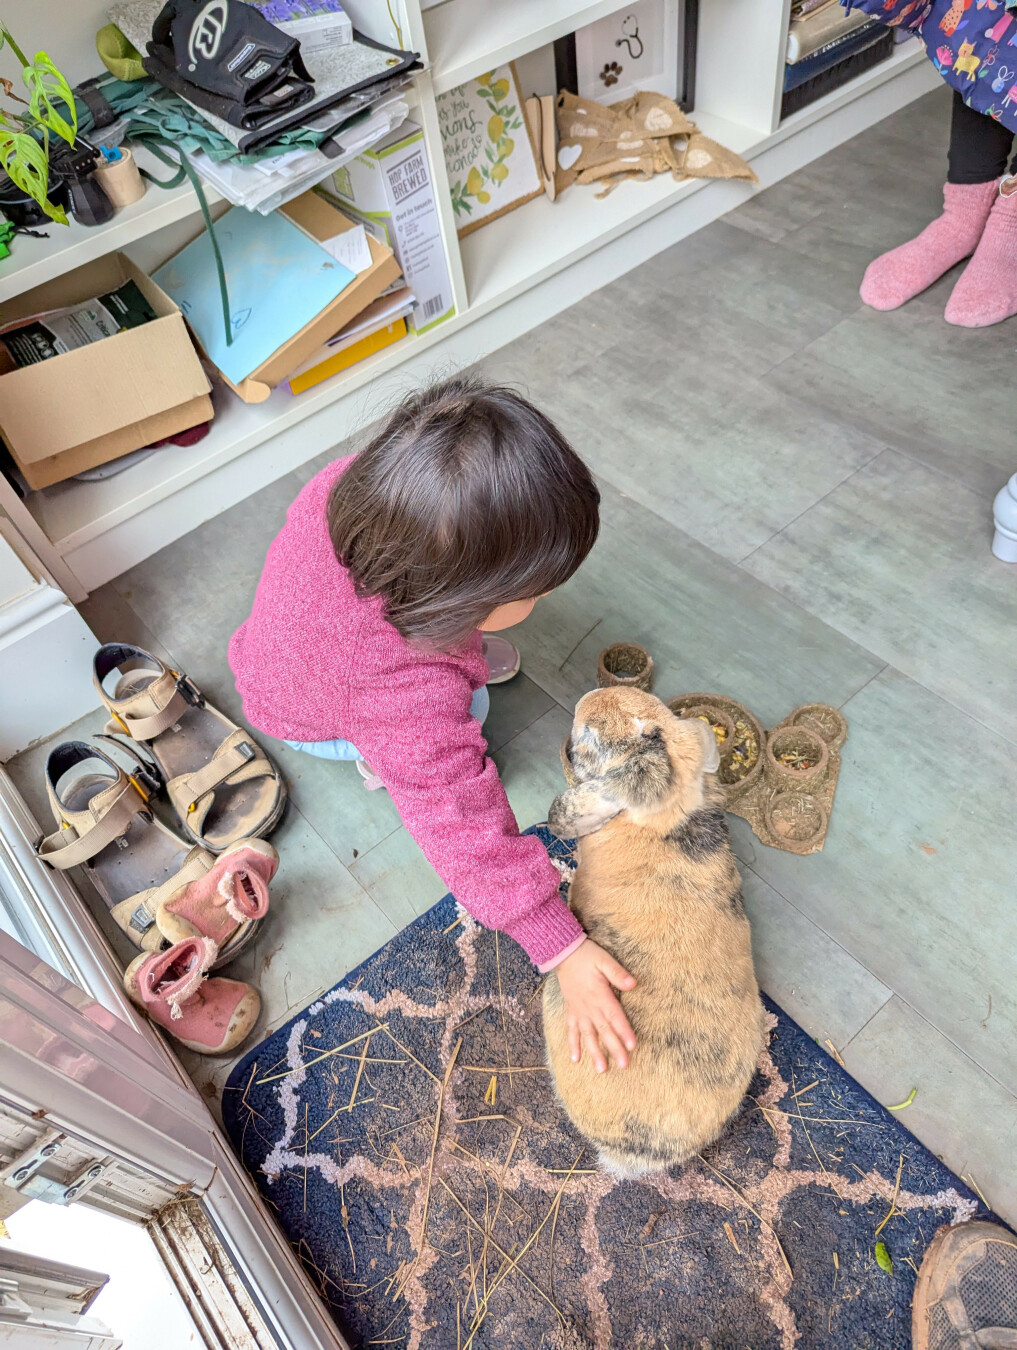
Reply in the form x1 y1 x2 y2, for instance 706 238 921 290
322 121 455 334
0 254 211 491
160 192 402 404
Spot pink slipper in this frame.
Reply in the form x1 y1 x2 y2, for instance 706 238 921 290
860 179 998 311
124 937 260 1055
945 176 1017 327
156 838 277 956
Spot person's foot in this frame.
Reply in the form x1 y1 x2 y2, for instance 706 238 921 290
482 634 521 684
860 179 998 311
912 1220 1017 1349
356 759 385 791
945 176 1017 327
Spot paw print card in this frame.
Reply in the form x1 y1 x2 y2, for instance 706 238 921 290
574 0 681 106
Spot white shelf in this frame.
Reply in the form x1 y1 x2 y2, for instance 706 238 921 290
461 111 760 310
0 149 220 306
5 10 939 592
28 329 434 556
425 0 631 95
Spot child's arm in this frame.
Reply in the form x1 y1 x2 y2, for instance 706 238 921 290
350 661 636 1068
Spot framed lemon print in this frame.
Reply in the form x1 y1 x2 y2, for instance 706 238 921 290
436 63 543 238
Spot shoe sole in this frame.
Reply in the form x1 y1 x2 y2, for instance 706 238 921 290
911 1220 1017 1350
485 657 521 685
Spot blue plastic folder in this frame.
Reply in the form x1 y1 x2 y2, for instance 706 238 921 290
154 209 354 385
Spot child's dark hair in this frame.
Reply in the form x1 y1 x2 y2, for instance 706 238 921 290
327 375 600 649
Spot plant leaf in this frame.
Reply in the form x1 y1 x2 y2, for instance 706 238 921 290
874 1241 893 1275
0 128 66 222
24 52 77 147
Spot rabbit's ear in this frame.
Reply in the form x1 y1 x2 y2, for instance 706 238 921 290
678 717 720 775
547 780 621 839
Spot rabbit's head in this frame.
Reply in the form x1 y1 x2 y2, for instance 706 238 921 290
549 687 719 839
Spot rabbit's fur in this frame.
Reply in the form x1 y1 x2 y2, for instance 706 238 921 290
543 687 766 1178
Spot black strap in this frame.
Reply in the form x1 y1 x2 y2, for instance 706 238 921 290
75 78 117 130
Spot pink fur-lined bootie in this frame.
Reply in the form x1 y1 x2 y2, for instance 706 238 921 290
945 176 1017 327
860 179 999 311
124 936 260 1054
155 839 277 961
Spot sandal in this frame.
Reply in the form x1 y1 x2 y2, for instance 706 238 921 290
37 740 271 965
124 937 261 1055
94 643 286 852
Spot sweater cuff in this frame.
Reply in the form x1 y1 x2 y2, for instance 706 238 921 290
536 932 587 974
501 894 585 967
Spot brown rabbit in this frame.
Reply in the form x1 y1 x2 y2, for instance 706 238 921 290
543 686 766 1177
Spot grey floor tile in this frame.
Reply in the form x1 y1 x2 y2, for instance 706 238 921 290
726 89 951 247
841 996 1017 1227
77 583 179 668
513 481 885 729
741 450 1017 741
733 667 1017 1090
545 369 885 562
492 705 574 831
269 739 404 868
219 805 396 1041
740 867 891 1052
766 303 1017 500
484 673 558 754
111 469 304 663
349 825 450 930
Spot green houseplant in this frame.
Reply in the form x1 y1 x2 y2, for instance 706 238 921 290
0 21 77 224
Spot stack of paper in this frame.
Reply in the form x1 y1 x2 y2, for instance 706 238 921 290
177 95 410 214
287 286 415 393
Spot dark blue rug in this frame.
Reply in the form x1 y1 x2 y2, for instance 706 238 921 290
223 828 1000 1350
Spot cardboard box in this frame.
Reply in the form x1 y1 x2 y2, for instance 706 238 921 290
323 122 455 334
0 254 212 490
165 193 402 404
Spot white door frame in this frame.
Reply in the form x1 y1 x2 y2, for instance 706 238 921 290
0 768 348 1350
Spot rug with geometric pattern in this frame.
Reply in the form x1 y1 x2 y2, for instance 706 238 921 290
223 827 1001 1350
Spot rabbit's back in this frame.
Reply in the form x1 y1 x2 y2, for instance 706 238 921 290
544 805 765 1175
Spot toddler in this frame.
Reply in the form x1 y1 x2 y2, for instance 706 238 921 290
230 376 637 1073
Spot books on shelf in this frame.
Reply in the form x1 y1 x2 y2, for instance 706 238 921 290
287 287 414 393
787 6 873 63
782 24 894 116
784 20 886 91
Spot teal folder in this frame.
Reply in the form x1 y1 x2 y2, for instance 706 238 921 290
154 208 354 384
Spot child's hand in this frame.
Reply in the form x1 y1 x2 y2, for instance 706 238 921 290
554 938 637 1072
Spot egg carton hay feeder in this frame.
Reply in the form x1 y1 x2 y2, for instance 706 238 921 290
668 694 848 855
597 642 654 691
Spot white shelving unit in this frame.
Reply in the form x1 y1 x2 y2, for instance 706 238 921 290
0 1 939 594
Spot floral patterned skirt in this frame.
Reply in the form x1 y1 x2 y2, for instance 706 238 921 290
845 0 1017 136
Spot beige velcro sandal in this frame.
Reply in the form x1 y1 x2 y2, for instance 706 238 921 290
37 740 269 965
94 643 286 852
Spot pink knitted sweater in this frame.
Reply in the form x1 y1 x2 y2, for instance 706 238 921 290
228 457 584 968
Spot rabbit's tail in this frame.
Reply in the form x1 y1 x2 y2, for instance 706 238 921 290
596 1144 681 1179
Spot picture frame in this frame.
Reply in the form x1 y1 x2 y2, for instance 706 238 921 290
554 0 699 113
436 62 544 239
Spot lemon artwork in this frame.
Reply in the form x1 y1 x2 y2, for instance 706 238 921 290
447 70 525 220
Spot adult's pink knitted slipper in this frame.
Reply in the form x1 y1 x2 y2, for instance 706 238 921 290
124 936 260 1054
156 838 277 953
945 177 1017 327
860 180 999 311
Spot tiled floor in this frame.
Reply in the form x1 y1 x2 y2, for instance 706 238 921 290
10 87 1017 1222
